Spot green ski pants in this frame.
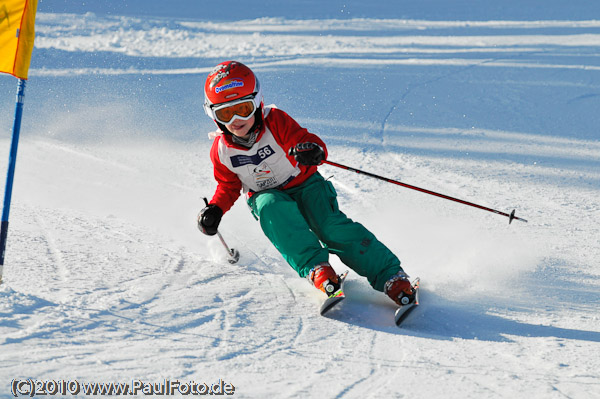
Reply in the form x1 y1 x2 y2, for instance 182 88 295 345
248 172 402 292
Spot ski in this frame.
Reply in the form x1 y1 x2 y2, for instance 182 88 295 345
319 271 349 316
394 278 420 327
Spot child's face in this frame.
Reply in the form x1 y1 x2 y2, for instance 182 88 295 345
226 115 255 138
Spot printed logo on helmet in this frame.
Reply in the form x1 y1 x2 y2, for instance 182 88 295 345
210 71 229 88
215 79 244 94
209 62 236 88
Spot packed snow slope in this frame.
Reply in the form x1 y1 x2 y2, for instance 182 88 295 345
1 1 599 398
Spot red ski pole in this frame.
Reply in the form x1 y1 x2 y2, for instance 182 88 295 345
322 160 527 224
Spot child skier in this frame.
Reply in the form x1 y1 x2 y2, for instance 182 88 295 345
198 60 414 306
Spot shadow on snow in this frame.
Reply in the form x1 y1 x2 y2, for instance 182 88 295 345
322 280 600 343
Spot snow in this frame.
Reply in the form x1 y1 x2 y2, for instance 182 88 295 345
1 1 599 398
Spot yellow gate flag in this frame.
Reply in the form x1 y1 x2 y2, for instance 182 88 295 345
0 0 38 79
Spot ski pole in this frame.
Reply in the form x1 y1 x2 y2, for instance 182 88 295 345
215 230 240 264
203 198 240 264
322 160 528 224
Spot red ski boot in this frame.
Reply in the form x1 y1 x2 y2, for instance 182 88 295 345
384 271 415 306
308 263 340 297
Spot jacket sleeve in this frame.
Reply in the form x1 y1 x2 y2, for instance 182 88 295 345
267 108 328 166
209 137 242 213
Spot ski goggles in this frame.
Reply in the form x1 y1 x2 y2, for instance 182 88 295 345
207 96 258 125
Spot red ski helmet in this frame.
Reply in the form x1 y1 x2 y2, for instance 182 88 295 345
203 61 263 125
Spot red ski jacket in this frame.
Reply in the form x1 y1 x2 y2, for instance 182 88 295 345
209 106 328 213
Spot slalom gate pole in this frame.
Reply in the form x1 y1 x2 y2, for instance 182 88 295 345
1 79 27 283
322 159 528 224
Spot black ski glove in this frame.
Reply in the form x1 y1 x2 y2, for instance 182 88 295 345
198 204 223 236
288 142 325 166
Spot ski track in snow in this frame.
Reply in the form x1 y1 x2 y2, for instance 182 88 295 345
1 2 600 398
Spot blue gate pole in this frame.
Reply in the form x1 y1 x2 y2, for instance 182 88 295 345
0 78 27 282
